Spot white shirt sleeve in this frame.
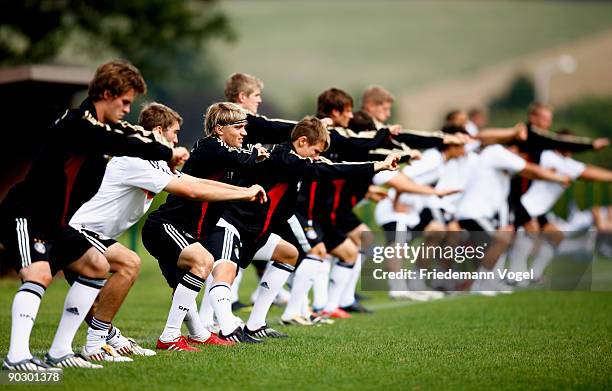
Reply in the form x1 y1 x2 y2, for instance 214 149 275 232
488 145 526 173
563 157 586 179
401 149 443 179
372 170 399 185
113 157 175 194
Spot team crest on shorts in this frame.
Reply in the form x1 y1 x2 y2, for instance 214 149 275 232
33 241 46 254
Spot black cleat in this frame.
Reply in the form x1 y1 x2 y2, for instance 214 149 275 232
220 327 264 344
244 325 289 339
340 302 373 314
231 301 252 312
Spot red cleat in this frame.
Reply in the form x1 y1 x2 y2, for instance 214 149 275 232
321 308 352 319
156 336 200 352
187 334 235 346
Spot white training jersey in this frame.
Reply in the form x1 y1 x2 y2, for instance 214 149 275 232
520 150 585 217
456 144 526 220
70 156 175 239
431 151 480 215
463 120 482 152
373 149 444 227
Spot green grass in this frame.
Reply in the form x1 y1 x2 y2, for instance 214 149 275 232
209 0 612 117
1 242 612 390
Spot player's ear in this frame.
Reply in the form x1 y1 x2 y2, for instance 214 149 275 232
237 91 247 104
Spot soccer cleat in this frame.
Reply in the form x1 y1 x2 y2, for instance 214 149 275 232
340 302 373 314
219 327 264 344
203 322 221 334
156 336 200 352
81 344 133 362
244 325 288 339
389 290 430 301
279 315 313 326
111 337 156 357
310 313 335 325
231 301 252 312
2 356 62 372
44 353 103 369
320 308 352 319
187 334 235 346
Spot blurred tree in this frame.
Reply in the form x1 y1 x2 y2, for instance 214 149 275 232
0 0 235 82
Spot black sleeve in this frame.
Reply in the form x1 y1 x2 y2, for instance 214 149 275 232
275 150 375 181
329 128 392 156
73 111 173 161
526 124 594 153
245 114 296 144
392 129 445 149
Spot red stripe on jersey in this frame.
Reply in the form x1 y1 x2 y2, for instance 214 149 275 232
196 172 223 239
330 179 345 225
351 195 357 207
258 183 289 239
61 156 86 227
308 181 318 220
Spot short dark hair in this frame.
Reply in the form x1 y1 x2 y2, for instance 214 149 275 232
88 59 147 101
317 88 353 117
291 116 330 151
138 102 183 131
349 111 376 132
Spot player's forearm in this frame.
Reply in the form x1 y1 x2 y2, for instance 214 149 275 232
579 165 612 182
191 184 253 202
387 175 436 195
476 128 518 145
520 163 566 183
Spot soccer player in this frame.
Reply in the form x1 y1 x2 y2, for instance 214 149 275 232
143 102 270 346
69 102 266 359
200 115 399 341
0 60 189 370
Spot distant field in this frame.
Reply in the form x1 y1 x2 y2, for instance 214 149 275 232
209 0 612 116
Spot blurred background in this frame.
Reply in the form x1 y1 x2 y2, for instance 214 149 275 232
1 0 611 212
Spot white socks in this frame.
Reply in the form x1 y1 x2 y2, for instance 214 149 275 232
199 274 215 326
159 272 204 342
7 281 46 362
532 240 555 280
339 253 362 308
324 259 355 312
509 231 534 274
184 299 211 341
282 256 321 321
312 258 331 311
209 282 235 335
230 268 244 304
48 277 106 359
247 262 294 330
86 317 111 352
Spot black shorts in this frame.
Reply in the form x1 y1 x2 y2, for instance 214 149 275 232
334 210 362 235
457 218 495 245
59 227 117 284
142 217 198 288
381 222 411 244
203 217 248 269
513 201 549 228
0 215 52 272
274 214 324 256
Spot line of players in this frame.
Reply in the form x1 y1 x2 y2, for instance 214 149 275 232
2 59 611 370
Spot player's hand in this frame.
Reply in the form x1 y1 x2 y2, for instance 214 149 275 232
375 153 400 172
514 123 528 141
320 117 334 127
253 143 270 160
169 147 190 173
245 185 268 203
388 124 402 136
434 188 462 197
593 138 610 150
366 185 388 202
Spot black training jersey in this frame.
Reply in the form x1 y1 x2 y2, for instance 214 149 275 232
0 98 172 236
218 142 375 240
149 136 260 238
245 114 296 146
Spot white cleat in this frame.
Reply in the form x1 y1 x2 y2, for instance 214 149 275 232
81 344 133 362
44 353 103 369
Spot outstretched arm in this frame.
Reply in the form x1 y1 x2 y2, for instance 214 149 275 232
519 162 570 185
164 176 267 203
579 165 612 182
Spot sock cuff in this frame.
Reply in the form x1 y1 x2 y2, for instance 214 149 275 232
76 275 107 289
209 283 231 294
272 262 295 273
90 317 111 331
337 260 355 269
179 272 205 292
19 281 46 298
305 255 324 263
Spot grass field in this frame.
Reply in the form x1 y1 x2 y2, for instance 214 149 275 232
209 0 612 117
1 240 612 390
